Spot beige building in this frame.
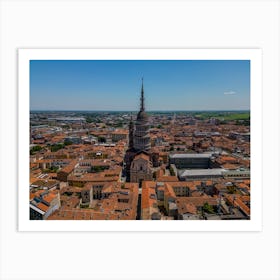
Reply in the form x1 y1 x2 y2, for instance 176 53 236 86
111 130 128 142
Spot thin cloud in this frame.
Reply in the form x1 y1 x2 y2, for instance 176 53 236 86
224 91 237 95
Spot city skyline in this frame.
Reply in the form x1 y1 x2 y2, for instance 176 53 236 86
30 60 250 111
28 59 252 222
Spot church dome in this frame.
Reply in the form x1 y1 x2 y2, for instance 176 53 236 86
137 110 148 121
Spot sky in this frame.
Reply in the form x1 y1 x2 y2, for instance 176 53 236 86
30 60 250 111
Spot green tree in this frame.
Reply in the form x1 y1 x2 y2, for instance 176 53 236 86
50 143 65 152
91 166 107 173
202 202 215 214
170 165 175 176
64 140 73 146
86 117 93 123
30 145 42 155
227 185 238 194
98 136 106 143
42 166 59 173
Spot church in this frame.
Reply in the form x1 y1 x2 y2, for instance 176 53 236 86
124 79 153 185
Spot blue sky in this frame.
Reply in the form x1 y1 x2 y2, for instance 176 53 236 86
30 60 250 111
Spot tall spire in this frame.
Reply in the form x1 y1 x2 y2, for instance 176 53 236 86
140 78 145 111
128 114 134 149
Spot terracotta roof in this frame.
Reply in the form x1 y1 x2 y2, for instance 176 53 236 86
30 177 39 184
43 193 57 203
59 159 78 173
68 174 119 183
176 197 218 207
240 196 250 202
237 183 249 189
134 153 150 161
164 183 176 198
222 163 239 170
177 201 197 215
112 130 128 135
36 202 49 212
157 176 178 182
142 182 157 210
225 195 250 216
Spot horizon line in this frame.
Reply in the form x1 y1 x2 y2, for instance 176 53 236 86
30 109 250 112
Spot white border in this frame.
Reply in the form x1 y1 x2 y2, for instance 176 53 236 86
18 48 262 231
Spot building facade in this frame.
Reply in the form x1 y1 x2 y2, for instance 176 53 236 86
130 152 153 184
169 153 213 169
